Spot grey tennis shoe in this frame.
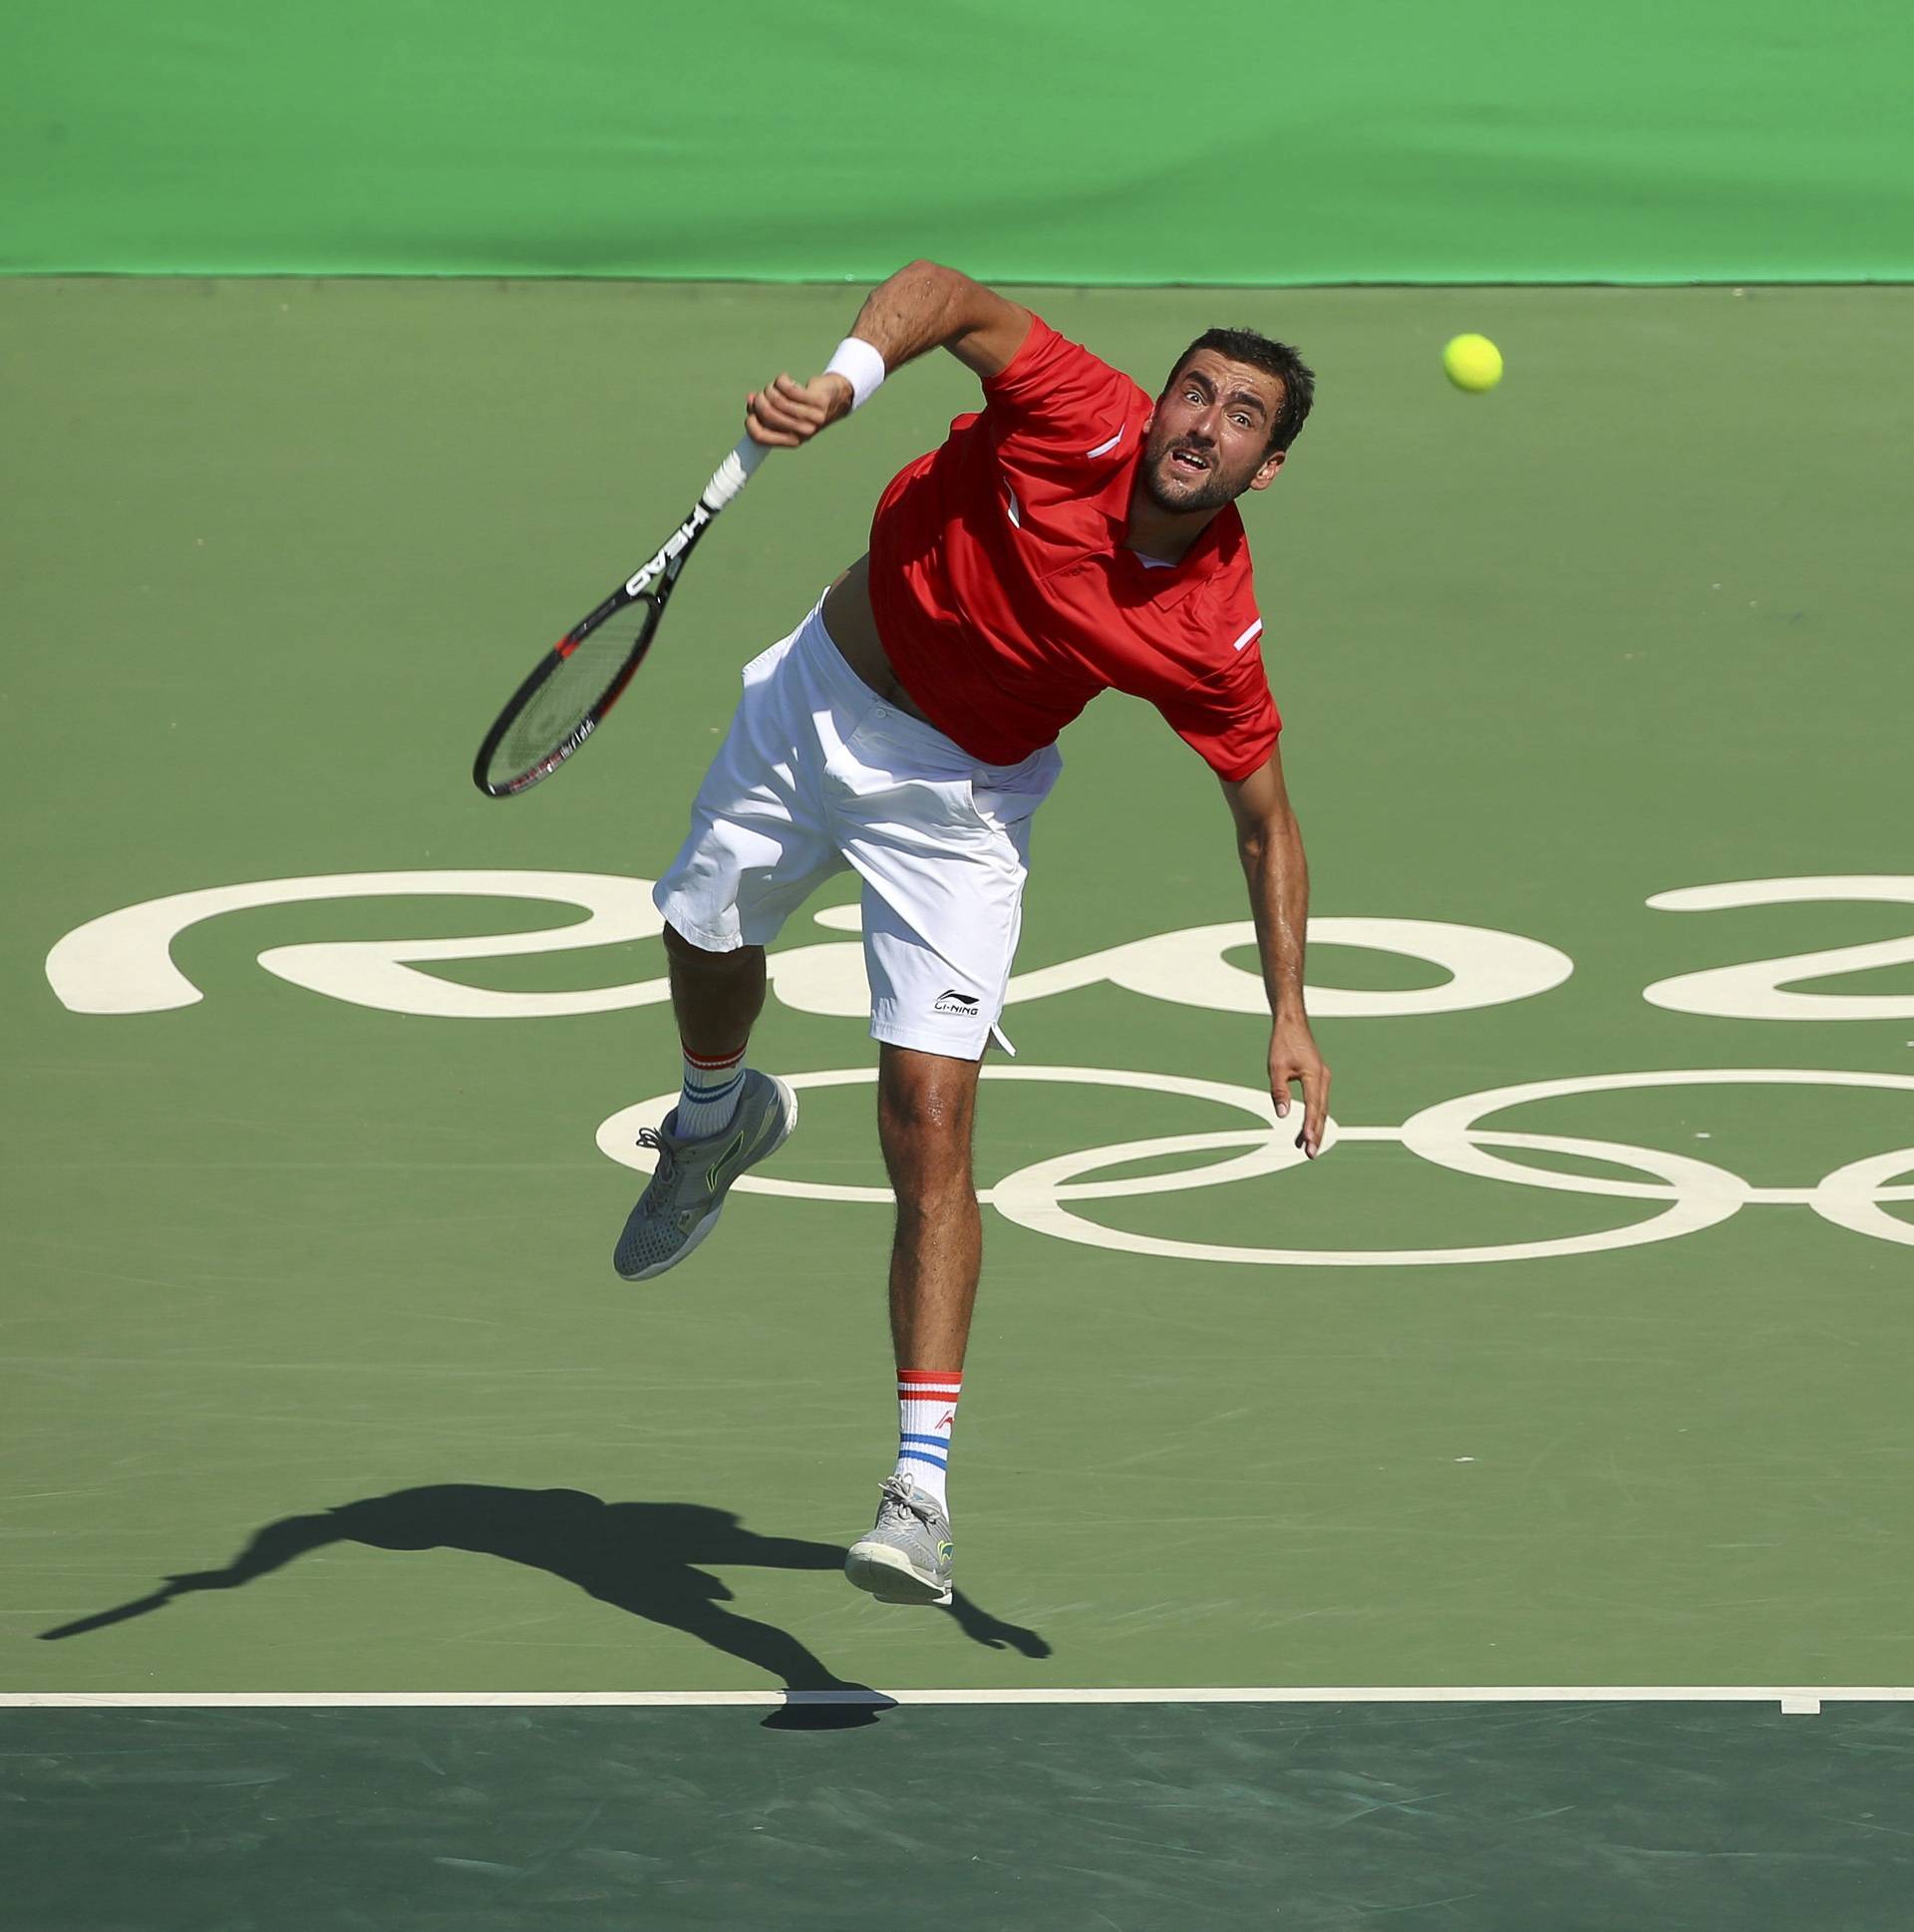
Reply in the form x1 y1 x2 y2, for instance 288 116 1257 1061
845 1473 954 1606
612 1070 798 1281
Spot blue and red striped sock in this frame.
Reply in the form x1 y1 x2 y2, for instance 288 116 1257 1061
894 1368 961 1509
676 1044 746 1139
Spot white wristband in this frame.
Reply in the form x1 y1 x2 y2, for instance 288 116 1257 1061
825 336 886 411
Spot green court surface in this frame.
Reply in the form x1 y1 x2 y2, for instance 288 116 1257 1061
3 279 1912 1923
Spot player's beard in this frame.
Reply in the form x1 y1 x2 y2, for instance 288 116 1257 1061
1137 434 1249 515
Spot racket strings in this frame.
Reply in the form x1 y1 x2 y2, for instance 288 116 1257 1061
482 620 634 790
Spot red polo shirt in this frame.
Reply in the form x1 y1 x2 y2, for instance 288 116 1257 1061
866 315 1280 781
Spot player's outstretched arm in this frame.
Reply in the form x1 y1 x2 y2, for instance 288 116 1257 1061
846 259 1033 381
1219 746 1331 1158
745 260 1033 450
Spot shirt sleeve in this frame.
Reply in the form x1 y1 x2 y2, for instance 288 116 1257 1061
979 314 1142 463
1154 626 1282 782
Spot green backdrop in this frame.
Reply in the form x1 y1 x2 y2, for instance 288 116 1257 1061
4 0 1911 282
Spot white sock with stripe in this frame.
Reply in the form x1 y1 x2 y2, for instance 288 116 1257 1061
675 1044 747 1139
894 1368 961 1510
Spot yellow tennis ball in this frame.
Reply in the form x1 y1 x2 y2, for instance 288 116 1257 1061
1442 333 1503 393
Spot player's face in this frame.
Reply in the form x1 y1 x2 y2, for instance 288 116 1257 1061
1140 354 1287 514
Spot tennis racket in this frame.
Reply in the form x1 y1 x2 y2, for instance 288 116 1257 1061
473 435 770 798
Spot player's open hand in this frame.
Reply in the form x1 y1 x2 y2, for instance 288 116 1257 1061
1269 1017 1330 1158
746 371 852 449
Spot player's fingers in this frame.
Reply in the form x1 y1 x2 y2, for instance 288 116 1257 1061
1298 1061 1332 1159
756 392 828 444
1268 1062 1327 1153
750 383 806 429
1272 1059 1303 1123
770 371 830 426
745 393 804 448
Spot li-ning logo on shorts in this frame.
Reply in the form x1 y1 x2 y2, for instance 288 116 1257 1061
934 988 981 1017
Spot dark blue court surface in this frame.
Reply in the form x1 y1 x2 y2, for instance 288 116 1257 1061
4 1702 1911 1930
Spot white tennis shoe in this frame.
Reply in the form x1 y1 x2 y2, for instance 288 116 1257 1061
845 1473 954 1606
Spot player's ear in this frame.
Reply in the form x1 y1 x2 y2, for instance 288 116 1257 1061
1247 448 1286 492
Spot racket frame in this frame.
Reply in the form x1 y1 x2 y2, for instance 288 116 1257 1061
473 437 767 799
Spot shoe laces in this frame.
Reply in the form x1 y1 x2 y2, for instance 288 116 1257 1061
635 1127 677 1193
876 1473 938 1529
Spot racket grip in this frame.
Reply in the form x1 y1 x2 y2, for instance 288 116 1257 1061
702 436 770 512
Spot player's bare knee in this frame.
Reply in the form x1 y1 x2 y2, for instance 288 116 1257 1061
877 1059 974 1130
877 1072 976 1193
883 1115 973 1169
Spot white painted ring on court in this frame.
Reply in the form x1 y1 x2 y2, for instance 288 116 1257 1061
988 1125 1741 1266
1809 1147 1914 1248
597 1063 1914 1266
1401 1069 1914 1204
596 1064 1319 1206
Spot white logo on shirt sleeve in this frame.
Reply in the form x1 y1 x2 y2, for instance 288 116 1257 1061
1229 619 1264 652
1086 425 1126 460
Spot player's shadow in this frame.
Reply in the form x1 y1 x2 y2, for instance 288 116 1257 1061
38 1484 1050 1728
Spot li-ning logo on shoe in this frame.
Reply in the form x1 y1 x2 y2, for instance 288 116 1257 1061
934 988 980 1016
705 1127 747 1193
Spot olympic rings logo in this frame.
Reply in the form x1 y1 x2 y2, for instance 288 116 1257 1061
599 1065 1914 1267
42 868 1914 1263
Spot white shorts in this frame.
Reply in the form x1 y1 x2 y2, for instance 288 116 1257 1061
654 602 1062 1059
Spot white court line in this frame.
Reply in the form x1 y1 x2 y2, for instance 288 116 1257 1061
4 1687 1910 1715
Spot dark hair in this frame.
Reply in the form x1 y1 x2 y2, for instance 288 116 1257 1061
1166 328 1315 453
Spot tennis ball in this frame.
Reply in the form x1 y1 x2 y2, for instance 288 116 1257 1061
1442 333 1503 393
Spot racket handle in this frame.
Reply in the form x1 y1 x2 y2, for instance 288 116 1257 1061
702 436 771 512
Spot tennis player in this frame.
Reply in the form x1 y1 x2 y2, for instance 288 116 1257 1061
616 261 1329 1607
